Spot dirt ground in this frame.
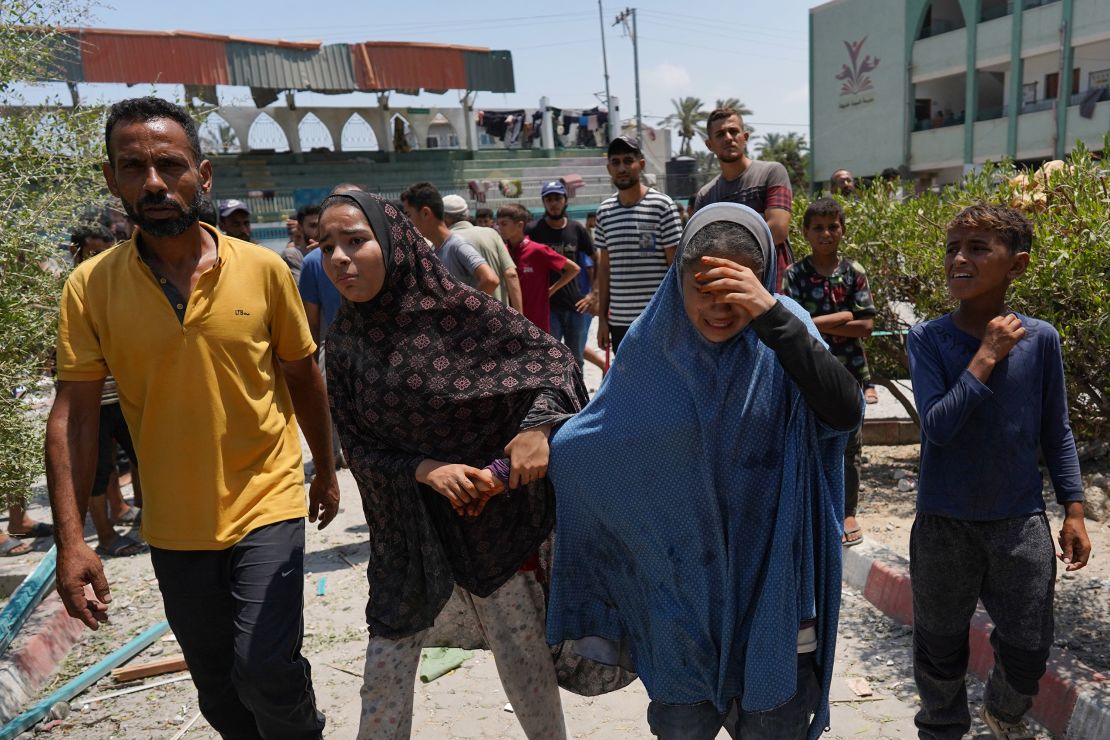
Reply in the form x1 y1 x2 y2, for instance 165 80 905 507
2 359 1100 737
4 466 1033 739
856 444 1110 675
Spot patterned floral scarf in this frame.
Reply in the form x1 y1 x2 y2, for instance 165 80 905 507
324 192 588 638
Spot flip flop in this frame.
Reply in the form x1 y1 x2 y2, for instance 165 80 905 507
95 535 147 558
9 521 54 539
111 507 141 526
0 536 32 557
842 527 864 547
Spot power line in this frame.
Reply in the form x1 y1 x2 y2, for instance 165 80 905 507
636 35 804 64
638 9 802 40
637 11 806 50
225 12 595 39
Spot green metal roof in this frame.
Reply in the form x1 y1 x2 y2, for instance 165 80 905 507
226 41 357 92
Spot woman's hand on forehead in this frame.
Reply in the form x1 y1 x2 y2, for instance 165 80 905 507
695 256 776 317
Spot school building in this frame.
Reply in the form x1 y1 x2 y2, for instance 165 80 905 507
809 0 1110 190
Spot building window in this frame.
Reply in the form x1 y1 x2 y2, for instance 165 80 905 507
1045 69 1081 99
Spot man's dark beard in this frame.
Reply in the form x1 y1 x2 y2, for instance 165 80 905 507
122 191 203 238
545 203 567 220
613 175 641 191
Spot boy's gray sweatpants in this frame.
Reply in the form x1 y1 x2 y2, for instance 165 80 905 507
910 512 1055 740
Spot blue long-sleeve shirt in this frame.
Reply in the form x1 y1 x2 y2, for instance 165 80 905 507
907 313 1083 521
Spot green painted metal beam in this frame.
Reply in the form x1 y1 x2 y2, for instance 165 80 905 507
1055 0 1076 159
808 9 816 193
0 621 170 739
962 0 979 167
1007 6 1025 159
0 546 56 657
904 0 931 175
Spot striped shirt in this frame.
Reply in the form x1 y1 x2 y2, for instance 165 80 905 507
101 375 120 406
594 188 682 327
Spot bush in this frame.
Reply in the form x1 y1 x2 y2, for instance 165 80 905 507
789 144 1109 444
1 2 104 507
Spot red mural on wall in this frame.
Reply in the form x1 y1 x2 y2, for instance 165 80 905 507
836 37 880 96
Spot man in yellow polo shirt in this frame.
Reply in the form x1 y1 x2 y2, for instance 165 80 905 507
46 97 338 739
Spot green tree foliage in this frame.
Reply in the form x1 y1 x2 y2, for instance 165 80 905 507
1 1 104 506
663 96 707 156
712 98 752 116
789 147 1109 442
757 132 809 193
693 151 718 189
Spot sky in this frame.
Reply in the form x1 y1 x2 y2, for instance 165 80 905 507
30 0 828 153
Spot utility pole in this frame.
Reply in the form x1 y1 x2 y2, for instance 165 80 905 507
598 0 614 141
613 7 642 145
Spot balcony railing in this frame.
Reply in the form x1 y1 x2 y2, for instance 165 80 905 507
914 112 967 131
1070 87 1110 106
980 2 1013 23
976 105 1008 121
1021 99 1056 114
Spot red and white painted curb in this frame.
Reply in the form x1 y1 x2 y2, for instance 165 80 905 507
0 592 86 724
843 539 1110 738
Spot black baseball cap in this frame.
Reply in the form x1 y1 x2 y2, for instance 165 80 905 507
607 135 642 157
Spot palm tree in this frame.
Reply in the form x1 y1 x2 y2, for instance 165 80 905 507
713 97 753 116
755 132 809 191
663 96 707 156
756 132 783 154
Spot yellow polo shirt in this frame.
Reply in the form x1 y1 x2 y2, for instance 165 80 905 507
56 224 316 550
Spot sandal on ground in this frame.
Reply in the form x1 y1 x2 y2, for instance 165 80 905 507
980 704 1037 740
864 387 879 404
0 536 32 557
95 535 147 558
9 521 54 539
842 527 864 547
111 507 141 526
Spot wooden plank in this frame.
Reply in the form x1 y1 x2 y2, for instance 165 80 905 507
111 655 188 682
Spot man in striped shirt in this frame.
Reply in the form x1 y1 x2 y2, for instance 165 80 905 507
595 136 683 353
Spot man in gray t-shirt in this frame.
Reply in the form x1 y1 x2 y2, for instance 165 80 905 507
437 233 489 288
693 107 794 290
400 181 500 295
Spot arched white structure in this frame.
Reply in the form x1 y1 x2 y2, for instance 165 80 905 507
340 112 381 151
247 112 291 152
297 112 335 152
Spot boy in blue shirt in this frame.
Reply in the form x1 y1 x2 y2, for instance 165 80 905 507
907 203 1090 740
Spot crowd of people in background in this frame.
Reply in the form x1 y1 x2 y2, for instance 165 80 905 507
21 95 1090 740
